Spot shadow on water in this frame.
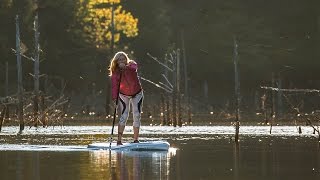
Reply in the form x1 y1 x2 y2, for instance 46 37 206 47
229 136 320 180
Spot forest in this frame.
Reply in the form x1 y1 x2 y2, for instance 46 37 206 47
1 0 320 128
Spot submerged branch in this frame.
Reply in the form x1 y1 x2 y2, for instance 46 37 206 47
283 94 320 135
260 86 320 93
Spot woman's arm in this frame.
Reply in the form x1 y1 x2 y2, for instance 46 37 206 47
111 73 119 100
126 60 138 70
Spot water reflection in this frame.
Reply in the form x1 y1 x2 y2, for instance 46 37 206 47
32 152 40 180
0 136 319 179
233 142 240 180
89 148 177 179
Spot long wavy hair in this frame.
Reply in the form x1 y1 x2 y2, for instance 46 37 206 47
108 51 130 76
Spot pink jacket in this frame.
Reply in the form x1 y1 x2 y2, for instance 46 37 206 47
111 61 142 100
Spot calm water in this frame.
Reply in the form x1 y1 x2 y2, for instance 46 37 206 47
0 126 319 180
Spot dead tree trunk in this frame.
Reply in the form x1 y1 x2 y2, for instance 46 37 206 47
160 93 166 125
105 3 115 116
164 54 171 125
233 37 240 143
172 89 177 127
5 62 10 119
0 106 7 132
16 15 24 133
172 54 177 127
166 96 170 125
181 29 191 124
33 14 40 127
261 92 267 124
270 72 276 134
277 73 283 118
176 49 182 127
5 62 9 96
39 94 46 126
144 51 176 126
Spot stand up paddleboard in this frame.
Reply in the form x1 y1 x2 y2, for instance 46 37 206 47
88 141 170 151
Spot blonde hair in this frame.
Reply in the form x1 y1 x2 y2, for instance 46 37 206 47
108 51 130 76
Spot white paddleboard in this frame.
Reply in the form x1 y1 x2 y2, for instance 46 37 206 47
88 141 170 151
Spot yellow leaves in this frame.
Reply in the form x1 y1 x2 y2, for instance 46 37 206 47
89 0 120 6
96 0 120 4
76 0 138 49
116 14 138 37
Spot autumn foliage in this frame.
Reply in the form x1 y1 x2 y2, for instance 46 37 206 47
76 0 138 48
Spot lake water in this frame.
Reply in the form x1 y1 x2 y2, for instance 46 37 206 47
0 125 319 180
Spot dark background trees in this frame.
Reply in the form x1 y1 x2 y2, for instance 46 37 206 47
1 0 320 115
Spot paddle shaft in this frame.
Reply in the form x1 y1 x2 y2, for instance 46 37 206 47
110 71 122 147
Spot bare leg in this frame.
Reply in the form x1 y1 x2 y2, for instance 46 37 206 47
131 91 143 143
117 125 125 144
133 126 139 141
117 94 130 145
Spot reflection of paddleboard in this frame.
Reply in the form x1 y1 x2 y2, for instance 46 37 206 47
87 141 170 151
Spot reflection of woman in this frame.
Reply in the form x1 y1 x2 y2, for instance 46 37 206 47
117 152 128 180
132 155 141 180
90 150 173 179
116 152 142 180
108 51 144 145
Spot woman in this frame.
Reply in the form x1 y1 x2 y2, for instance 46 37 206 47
109 51 143 145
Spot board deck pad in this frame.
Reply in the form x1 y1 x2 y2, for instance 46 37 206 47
88 141 170 151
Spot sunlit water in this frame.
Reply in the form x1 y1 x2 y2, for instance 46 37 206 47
0 125 318 136
0 125 319 180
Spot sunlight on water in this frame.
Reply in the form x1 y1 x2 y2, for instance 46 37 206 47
168 147 177 156
0 125 318 137
0 144 88 151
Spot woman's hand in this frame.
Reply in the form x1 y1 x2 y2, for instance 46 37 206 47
112 99 117 108
118 63 126 70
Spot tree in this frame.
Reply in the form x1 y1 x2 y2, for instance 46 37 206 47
75 0 138 49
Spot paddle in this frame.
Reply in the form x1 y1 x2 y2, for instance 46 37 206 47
109 71 122 148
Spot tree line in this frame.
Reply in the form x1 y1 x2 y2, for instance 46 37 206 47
1 0 320 116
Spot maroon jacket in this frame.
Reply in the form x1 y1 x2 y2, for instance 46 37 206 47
111 61 142 100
